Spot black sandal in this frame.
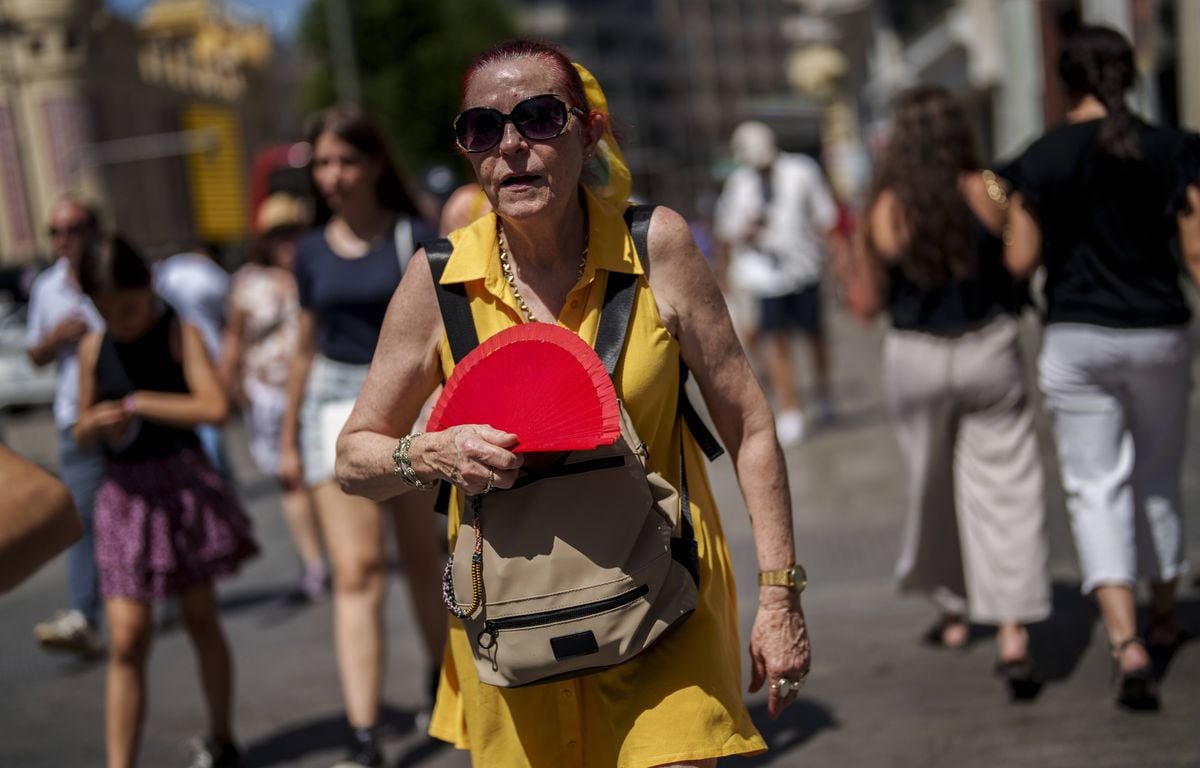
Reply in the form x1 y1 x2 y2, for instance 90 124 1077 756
994 656 1043 701
922 615 969 650
1111 636 1159 711
1145 613 1183 652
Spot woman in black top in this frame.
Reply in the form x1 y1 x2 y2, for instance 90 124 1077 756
848 86 1050 700
75 236 257 768
277 106 446 765
1005 25 1200 711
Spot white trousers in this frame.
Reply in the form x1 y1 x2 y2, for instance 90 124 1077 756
886 315 1051 624
1039 323 1192 594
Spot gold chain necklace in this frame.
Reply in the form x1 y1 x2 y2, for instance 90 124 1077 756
497 225 588 323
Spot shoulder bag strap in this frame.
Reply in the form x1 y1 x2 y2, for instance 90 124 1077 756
424 237 477 515
423 238 479 365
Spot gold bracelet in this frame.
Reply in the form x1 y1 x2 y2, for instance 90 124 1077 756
391 433 432 491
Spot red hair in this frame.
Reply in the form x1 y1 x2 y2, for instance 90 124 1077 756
462 39 588 113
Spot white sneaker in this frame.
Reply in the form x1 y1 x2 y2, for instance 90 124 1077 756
776 410 806 447
33 609 103 657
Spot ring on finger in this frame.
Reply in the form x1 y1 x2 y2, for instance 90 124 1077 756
484 469 495 494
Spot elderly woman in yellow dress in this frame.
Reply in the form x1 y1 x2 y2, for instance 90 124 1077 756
336 40 810 767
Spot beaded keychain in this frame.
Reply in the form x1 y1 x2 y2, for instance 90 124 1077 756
441 495 484 618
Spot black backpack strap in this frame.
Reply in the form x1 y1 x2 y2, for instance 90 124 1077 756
616 205 725 463
424 238 475 515
424 238 479 365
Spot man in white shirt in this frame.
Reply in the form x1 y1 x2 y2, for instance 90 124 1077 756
716 121 838 445
25 197 106 656
154 246 230 475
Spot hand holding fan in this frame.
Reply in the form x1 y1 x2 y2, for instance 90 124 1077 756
426 324 621 453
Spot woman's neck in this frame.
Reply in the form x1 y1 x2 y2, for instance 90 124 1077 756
336 202 393 242
1066 94 1108 124
499 192 588 274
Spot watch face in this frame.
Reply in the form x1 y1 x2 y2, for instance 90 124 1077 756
791 564 808 591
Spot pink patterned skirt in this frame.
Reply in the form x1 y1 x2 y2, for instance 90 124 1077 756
94 449 259 600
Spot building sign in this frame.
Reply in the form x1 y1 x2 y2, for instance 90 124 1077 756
181 103 247 242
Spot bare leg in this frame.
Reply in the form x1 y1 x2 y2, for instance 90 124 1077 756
179 586 234 744
315 481 387 728
996 621 1029 664
1095 584 1149 672
105 598 153 768
765 332 799 413
388 493 448 663
807 330 832 411
280 485 324 569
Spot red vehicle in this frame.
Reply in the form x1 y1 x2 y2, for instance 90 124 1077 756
247 141 313 231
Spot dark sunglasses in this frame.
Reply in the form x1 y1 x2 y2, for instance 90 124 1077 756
454 94 586 153
48 224 87 238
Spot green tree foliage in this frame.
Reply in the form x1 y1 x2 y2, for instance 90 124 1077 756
299 0 516 174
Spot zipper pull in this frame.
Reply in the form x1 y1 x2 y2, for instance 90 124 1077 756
478 623 497 650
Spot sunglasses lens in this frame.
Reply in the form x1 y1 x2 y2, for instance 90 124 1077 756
513 96 568 140
456 108 504 152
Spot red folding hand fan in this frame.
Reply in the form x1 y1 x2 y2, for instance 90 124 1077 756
426 324 621 453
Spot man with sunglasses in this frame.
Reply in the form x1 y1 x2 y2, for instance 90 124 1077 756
25 196 106 658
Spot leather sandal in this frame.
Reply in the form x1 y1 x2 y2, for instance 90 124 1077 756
994 656 1043 701
1111 636 1159 711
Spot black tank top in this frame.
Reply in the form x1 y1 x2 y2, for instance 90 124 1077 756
95 304 201 460
887 208 1027 334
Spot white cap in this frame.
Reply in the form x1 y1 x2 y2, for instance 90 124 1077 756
731 121 777 169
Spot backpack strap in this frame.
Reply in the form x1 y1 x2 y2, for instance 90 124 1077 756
617 205 725 463
424 238 478 365
424 237 474 514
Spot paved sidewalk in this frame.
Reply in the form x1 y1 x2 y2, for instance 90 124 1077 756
2 305 1198 767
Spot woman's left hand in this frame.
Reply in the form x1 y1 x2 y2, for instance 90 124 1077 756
748 592 811 720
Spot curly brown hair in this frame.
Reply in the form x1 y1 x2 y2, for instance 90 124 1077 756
868 85 981 289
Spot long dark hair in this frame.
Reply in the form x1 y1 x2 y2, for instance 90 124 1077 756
78 234 151 298
306 104 419 225
1058 25 1140 160
868 85 980 289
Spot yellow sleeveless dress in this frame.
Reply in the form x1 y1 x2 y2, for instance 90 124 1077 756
428 190 766 767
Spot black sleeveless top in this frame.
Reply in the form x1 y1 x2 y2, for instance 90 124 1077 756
1002 119 1197 328
95 305 201 460
887 208 1027 334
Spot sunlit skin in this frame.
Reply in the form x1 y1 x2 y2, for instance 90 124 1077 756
461 58 601 226
48 199 92 265
311 132 382 216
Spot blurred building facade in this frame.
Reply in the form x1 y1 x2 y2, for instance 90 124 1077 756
790 0 1198 196
513 0 812 216
0 0 282 267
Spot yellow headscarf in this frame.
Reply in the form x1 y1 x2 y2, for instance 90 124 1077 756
574 62 632 212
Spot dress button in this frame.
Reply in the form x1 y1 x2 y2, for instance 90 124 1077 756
561 688 573 698
567 739 578 749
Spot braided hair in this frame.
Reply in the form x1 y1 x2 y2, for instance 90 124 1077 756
1058 25 1140 160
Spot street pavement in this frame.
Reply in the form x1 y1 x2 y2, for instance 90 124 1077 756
2 302 1198 768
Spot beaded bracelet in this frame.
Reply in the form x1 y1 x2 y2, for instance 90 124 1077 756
392 433 432 491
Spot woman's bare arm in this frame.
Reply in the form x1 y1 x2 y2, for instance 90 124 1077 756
1004 192 1042 279
278 309 317 489
645 205 809 720
1179 185 1200 288
0 445 81 594
126 322 227 427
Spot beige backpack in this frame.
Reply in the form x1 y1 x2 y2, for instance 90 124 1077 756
425 206 725 687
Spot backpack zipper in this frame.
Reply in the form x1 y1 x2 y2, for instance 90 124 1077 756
477 583 649 650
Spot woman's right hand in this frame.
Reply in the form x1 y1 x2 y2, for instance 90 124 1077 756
410 426 523 495
278 443 304 491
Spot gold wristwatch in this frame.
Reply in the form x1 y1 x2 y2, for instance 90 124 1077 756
758 563 807 592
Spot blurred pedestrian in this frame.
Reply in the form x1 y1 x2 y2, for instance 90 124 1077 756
438 181 491 235
337 41 809 767
845 85 1050 700
74 235 258 768
25 196 106 658
278 105 447 766
716 121 838 445
155 243 231 476
1004 25 1200 711
219 193 327 602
